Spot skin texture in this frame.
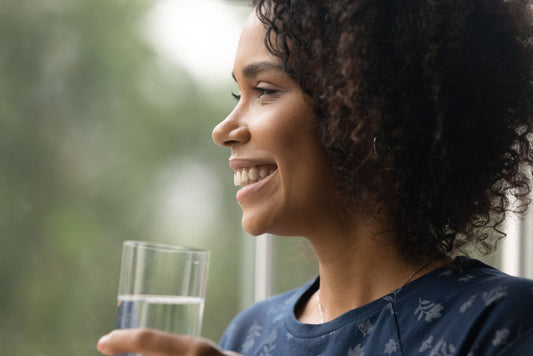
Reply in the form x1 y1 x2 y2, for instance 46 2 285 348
211 12 343 238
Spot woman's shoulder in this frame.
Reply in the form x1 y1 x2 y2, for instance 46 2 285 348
399 258 533 355
432 258 533 297
404 258 533 319
406 257 533 292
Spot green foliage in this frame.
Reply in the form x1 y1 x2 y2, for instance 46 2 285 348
0 0 246 354
0 1 317 354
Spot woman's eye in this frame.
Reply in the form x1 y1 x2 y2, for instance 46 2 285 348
231 87 278 102
231 92 241 101
255 87 278 97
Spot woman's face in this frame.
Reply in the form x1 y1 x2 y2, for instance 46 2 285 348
212 12 341 237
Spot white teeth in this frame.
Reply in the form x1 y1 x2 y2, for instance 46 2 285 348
233 166 276 187
249 168 258 180
234 171 241 186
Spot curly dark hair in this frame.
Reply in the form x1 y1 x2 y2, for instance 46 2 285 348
252 0 533 261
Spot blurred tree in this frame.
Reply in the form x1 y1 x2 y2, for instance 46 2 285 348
0 0 246 354
0 0 319 354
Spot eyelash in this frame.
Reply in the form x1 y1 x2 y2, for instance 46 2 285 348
231 87 278 101
231 92 241 101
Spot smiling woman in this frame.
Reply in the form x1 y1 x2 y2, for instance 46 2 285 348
212 22 340 237
98 0 533 355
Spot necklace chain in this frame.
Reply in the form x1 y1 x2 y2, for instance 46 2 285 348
317 261 431 323
317 289 325 323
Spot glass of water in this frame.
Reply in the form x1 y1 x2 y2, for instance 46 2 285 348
115 240 210 354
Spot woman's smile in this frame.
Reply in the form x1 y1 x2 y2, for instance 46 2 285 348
230 158 278 202
233 165 277 187
234 167 278 204
230 159 278 187
212 12 341 237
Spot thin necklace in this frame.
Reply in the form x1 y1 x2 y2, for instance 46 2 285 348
317 261 431 323
317 289 325 323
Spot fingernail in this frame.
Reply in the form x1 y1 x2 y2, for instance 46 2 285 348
97 335 109 352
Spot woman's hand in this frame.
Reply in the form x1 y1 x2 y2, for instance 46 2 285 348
97 328 241 356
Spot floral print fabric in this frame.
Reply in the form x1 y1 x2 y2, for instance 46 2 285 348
219 259 533 355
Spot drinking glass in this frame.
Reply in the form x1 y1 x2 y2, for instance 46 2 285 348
115 241 210 355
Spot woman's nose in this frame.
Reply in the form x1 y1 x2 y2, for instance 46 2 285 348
212 110 251 147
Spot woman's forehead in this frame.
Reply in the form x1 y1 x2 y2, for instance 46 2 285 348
234 12 279 72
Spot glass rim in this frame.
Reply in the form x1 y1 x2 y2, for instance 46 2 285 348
123 240 210 255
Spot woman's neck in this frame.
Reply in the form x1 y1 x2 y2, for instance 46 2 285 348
300 211 437 323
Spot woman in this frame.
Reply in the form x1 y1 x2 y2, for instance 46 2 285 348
98 0 533 354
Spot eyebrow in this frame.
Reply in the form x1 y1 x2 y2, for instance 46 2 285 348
232 61 285 81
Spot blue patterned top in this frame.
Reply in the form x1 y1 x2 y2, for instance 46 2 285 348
219 259 533 355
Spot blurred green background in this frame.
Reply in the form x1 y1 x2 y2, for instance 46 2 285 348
4 0 529 354
0 0 317 354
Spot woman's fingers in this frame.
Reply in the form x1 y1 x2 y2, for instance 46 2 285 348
97 328 226 356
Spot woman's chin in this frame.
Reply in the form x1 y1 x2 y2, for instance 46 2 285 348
241 218 266 237
240 210 275 237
